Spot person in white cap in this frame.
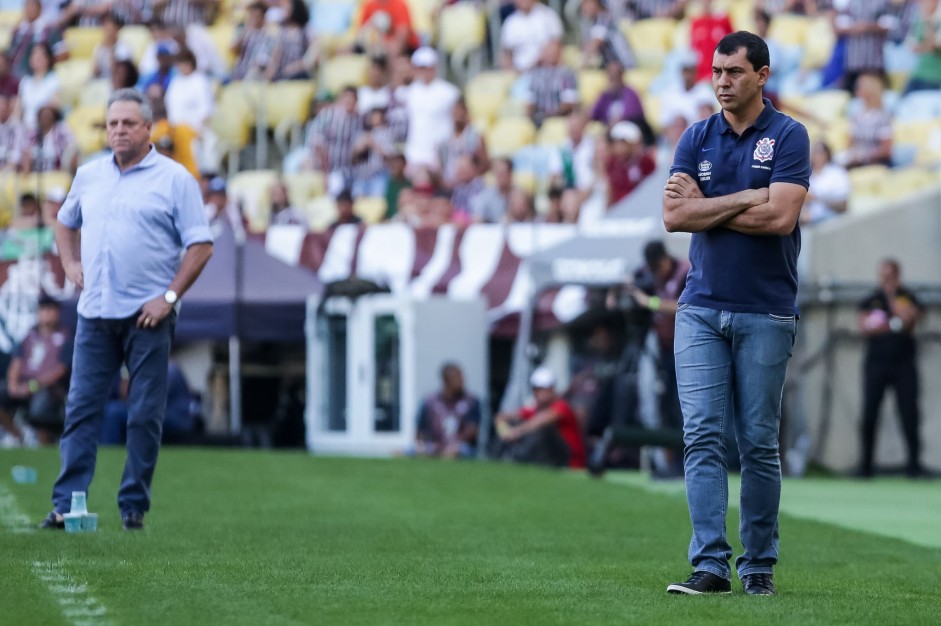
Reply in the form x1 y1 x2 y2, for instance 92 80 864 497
495 366 586 468
604 120 656 206
404 46 459 169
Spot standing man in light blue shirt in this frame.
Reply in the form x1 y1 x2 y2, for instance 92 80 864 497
40 88 213 531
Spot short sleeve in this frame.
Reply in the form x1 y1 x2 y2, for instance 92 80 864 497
172 170 213 247
57 167 85 229
770 123 811 189
670 125 698 177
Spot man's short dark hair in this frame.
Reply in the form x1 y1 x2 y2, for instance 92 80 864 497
38 294 60 309
715 31 770 72
440 362 461 380
643 240 669 268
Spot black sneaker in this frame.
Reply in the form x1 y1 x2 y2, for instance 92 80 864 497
667 571 732 595
39 511 64 530
742 573 775 595
122 512 144 530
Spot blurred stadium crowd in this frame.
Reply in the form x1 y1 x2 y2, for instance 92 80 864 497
0 0 939 233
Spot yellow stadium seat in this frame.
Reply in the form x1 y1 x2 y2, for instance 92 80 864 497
728 1 756 32
228 169 279 231
848 165 889 198
578 69 607 108
621 18 674 69
79 79 111 107
205 22 237 72
801 17 836 70
624 67 657 95
485 116 536 157
56 58 94 108
642 93 661 132
879 167 940 200
264 80 316 129
65 105 107 155
211 83 255 150
894 120 941 166
119 26 152 64
465 71 515 126
406 0 439 42
64 27 102 60
19 171 73 201
0 26 12 50
803 90 850 124
822 118 850 154
283 171 326 206
354 196 387 224
305 195 338 232
768 14 811 47
320 54 370 94
439 3 485 54
536 117 569 147
562 44 581 69
0 10 20 27
512 171 537 195
671 18 691 50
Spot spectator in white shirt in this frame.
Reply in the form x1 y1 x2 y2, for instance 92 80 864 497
165 48 216 169
16 42 59 131
358 55 391 114
657 50 714 130
801 142 850 226
501 0 563 73
404 46 459 169
548 109 596 201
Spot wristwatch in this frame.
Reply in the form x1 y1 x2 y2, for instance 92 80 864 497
164 289 179 305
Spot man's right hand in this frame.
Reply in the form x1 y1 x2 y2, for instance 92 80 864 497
65 261 84 289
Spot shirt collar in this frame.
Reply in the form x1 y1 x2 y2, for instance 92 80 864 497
110 145 160 172
716 98 776 135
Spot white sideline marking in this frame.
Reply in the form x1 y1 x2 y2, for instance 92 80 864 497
0 483 111 625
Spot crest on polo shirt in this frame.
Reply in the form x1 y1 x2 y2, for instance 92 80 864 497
753 137 775 163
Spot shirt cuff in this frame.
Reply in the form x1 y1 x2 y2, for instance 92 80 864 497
181 226 214 247
770 177 810 189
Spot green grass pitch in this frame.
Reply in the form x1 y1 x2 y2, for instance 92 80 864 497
1 448 939 625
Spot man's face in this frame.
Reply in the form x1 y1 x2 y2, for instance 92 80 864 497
533 387 555 408
515 0 535 13
24 0 41 22
494 161 512 188
712 47 767 114
107 101 152 160
606 61 624 86
443 368 464 395
37 305 60 329
339 91 357 114
880 263 900 291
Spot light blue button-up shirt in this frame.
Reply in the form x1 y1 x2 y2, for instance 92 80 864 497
58 148 213 319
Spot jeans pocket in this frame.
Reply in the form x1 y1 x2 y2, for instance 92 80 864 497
765 313 795 323
677 302 692 312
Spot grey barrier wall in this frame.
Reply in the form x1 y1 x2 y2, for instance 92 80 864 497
797 186 941 472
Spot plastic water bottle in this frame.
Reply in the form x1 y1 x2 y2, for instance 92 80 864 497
70 491 87 515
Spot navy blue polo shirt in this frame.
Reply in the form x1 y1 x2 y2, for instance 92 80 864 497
671 99 811 316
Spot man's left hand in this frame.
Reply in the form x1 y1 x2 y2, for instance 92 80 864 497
137 297 174 329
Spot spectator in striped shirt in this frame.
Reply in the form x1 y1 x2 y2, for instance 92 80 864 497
0 94 26 171
0 55 19 99
303 86 363 183
351 108 395 198
156 0 217 27
833 0 893 91
24 104 76 173
842 72 893 168
6 0 68 79
58 0 111 27
269 0 311 80
525 40 579 127
579 0 636 70
231 2 274 81
268 180 308 228
469 157 515 223
627 0 687 20
440 98 488 190
449 154 486 225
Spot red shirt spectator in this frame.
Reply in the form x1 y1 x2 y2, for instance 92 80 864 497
359 0 420 53
690 5 733 82
520 399 586 469
605 121 655 205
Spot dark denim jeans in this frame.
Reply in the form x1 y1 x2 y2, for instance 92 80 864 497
674 304 796 580
52 312 175 516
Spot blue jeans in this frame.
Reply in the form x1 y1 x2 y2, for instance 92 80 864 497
52 312 175 516
674 305 796 579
